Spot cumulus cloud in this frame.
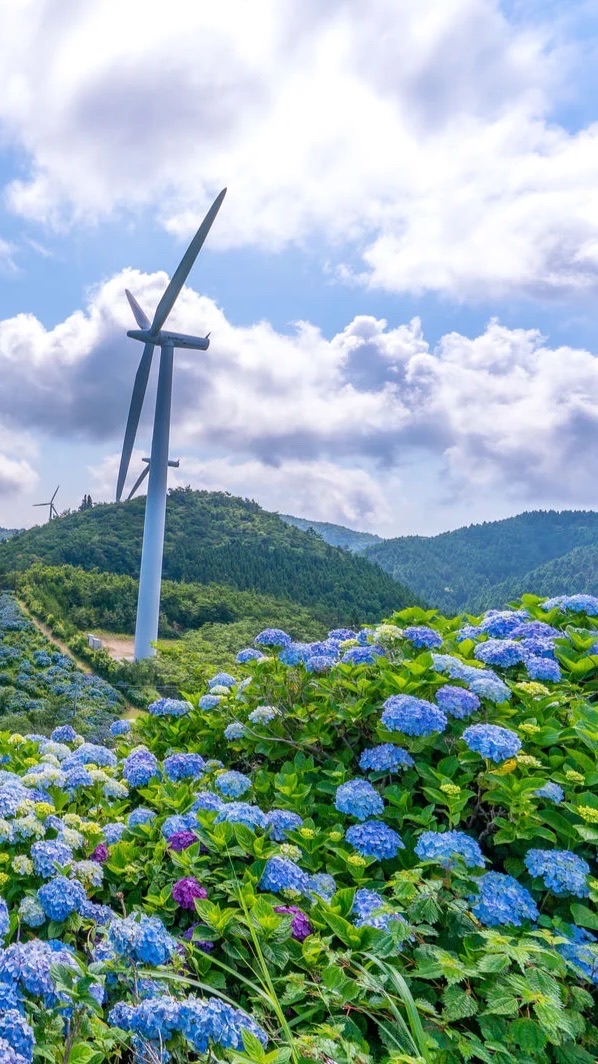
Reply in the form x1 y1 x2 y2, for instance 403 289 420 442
1 269 598 518
0 454 37 499
0 0 597 296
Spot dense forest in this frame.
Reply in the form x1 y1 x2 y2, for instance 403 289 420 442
361 509 598 613
280 513 383 551
0 527 18 541
1 488 415 622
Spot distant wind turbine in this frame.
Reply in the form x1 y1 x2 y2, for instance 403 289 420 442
126 457 180 502
33 485 59 522
116 187 226 660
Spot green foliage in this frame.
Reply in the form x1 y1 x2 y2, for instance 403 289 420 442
0 488 416 622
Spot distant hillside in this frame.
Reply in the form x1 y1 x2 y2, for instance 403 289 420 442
468 542 598 613
0 488 416 624
280 514 383 552
0 528 19 541
362 510 598 614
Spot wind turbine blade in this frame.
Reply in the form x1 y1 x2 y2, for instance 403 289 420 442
150 188 226 334
33 502 49 507
126 290 151 330
116 341 155 502
51 485 59 503
126 463 150 501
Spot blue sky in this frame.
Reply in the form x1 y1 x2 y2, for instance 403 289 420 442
0 0 597 536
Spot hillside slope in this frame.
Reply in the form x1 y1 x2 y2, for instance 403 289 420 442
468 541 598 612
0 528 18 541
0 488 416 623
279 514 383 552
363 509 598 614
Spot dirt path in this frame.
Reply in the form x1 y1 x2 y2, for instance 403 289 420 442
94 633 136 663
17 601 93 674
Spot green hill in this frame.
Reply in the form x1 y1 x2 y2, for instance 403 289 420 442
467 541 598 612
362 509 598 614
0 488 416 624
0 528 18 541
279 514 383 552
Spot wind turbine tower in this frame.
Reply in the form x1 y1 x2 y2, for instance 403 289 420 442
33 485 60 522
116 188 226 660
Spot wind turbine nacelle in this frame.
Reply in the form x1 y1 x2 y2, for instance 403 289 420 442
127 329 210 351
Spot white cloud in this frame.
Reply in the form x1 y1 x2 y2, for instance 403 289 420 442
0 0 597 296
1 269 598 524
0 453 37 500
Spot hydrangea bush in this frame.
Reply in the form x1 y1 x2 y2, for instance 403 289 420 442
0 595 595 1061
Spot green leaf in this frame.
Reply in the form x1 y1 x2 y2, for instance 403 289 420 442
509 1017 547 1052
570 903 598 930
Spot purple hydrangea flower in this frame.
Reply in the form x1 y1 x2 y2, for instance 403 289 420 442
167 831 198 852
172 877 208 910
274 905 313 941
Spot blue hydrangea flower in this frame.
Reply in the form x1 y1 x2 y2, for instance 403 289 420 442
266 809 303 841
357 628 376 645
435 685 480 719
305 654 336 673
345 820 404 860
0 1012 34 1062
122 747 160 787
215 771 252 798
103 822 126 844
341 646 385 665
259 856 311 895
557 925 598 984
462 723 521 762
64 742 117 768
224 722 246 740
402 626 443 649
191 791 225 813
309 873 337 901
109 720 132 736
335 779 384 821
18 895 45 928
467 671 511 703
359 744 415 773
148 698 192 717
37 876 87 922
352 888 406 931
31 840 74 879
524 849 590 897
329 628 357 641
479 610 528 637
214 802 268 830
198 695 222 711
471 872 539 926
474 640 526 668
108 913 176 966
236 648 265 663
0 900 8 941
279 642 312 665
161 814 198 839
181 996 268 1053
519 636 557 659
534 782 564 803
381 694 447 737
414 830 485 869
50 725 77 743
163 753 206 782
255 628 292 647
208 672 236 689
127 807 157 828
541 594 598 615
526 656 561 682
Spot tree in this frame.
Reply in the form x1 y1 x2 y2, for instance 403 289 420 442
78 495 93 511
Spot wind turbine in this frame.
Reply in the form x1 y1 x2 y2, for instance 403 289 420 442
126 457 180 502
116 187 226 660
33 485 59 522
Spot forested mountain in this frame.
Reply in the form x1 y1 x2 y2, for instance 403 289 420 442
0 528 18 541
467 542 598 612
279 514 383 552
362 509 598 614
0 488 415 623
